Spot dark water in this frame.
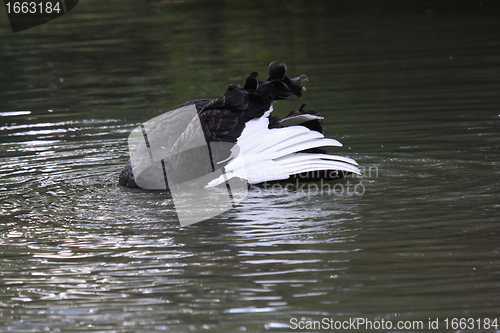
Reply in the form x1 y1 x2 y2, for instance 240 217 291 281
1 1 499 332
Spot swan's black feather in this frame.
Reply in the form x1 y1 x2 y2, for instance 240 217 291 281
119 62 308 187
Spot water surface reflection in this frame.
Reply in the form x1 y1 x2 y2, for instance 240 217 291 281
1 0 500 332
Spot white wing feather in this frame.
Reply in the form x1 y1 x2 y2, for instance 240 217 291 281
205 106 360 188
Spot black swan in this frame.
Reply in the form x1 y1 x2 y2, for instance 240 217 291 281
119 62 359 190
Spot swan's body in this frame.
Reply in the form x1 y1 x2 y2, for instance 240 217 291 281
119 62 359 189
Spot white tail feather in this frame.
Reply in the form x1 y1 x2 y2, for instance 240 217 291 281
205 106 360 188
